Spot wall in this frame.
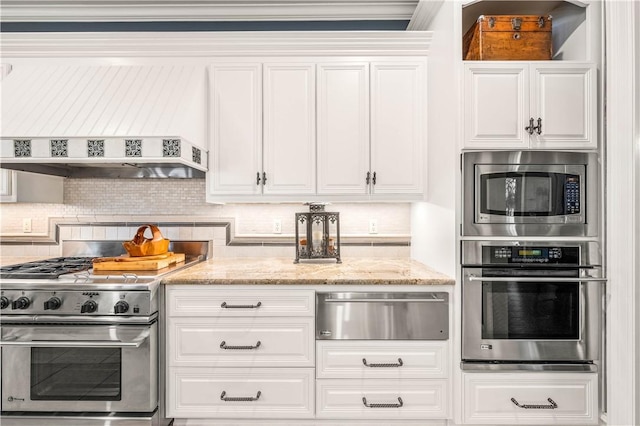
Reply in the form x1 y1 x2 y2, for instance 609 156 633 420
0 177 412 259
410 0 457 277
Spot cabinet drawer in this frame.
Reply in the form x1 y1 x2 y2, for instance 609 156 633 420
168 317 314 367
463 372 598 424
167 288 314 317
316 341 448 379
316 379 448 419
168 367 314 418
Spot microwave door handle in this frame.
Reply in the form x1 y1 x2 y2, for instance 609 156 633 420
467 275 606 283
0 340 145 348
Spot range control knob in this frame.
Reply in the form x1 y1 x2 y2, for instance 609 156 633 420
81 300 98 314
0 296 9 309
114 301 129 314
44 297 62 310
12 297 31 310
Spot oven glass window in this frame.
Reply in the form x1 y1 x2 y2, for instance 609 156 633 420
30 348 122 401
482 282 579 339
481 172 556 216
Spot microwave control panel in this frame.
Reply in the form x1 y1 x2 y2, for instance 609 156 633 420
564 176 581 214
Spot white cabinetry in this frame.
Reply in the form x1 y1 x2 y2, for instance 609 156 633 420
263 63 316 195
209 63 262 196
316 341 449 419
370 62 425 195
166 287 315 420
464 62 596 149
207 57 427 202
463 372 598 425
0 170 63 203
317 63 370 195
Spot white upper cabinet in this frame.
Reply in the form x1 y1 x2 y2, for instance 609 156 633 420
209 63 262 196
530 63 597 149
317 63 370 195
0 170 63 203
207 57 427 202
371 61 425 195
263 63 316 195
463 62 596 150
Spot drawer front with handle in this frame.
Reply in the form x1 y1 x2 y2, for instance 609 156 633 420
167 288 314 317
316 341 448 379
168 317 314 367
316 379 448 419
463 372 598 424
167 367 314 418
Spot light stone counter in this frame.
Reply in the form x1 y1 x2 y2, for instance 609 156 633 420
161 257 454 286
0 256 52 267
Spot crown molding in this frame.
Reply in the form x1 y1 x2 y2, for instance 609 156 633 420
0 0 418 22
407 0 444 30
0 31 432 57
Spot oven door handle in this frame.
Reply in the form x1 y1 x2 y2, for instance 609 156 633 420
467 275 607 283
324 298 446 303
0 339 148 348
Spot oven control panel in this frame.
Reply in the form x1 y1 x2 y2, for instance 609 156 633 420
483 246 579 265
0 290 154 316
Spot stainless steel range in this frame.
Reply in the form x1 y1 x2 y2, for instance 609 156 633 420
0 241 208 426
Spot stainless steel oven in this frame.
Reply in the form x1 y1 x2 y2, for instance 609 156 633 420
1 322 156 413
461 241 605 366
462 151 600 237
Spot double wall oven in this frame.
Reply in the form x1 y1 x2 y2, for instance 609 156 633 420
461 151 605 371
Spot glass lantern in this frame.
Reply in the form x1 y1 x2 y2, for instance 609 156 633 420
294 203 341 264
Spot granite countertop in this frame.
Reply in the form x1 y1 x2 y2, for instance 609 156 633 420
161 257 454 285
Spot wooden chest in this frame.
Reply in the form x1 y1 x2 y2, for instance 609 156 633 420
463 15 552 60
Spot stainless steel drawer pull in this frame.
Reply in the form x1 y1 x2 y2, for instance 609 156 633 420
511 397 558 410
220 391 261 402
362 357 404 368
221 301 262 309
362 397 403 408
219 340 261 350
468 275 606 283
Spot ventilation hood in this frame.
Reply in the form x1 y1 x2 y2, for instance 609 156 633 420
0 64 208 178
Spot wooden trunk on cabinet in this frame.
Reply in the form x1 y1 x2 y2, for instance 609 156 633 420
463 15 553 61
463 62 596 149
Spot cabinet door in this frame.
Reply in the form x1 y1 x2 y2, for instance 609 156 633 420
317 63 370 195
370 61 425 196
263 63 316 195
464 63 530 149
208 63 262 196
531 63 597 149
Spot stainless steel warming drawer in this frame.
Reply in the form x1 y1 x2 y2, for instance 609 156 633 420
316 292 449 340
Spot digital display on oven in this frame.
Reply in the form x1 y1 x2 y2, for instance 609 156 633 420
483 246 580 265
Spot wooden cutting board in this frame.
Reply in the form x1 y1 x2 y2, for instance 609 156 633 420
92 253 186 271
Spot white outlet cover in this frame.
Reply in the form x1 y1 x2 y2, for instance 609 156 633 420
273 219 282 234
369 219 378 234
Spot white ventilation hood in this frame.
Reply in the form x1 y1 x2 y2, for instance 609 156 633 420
0 64 208 178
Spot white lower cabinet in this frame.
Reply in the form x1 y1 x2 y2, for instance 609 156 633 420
169 367 315 418
463 372 599 425
316 340 450 420
316 379 448 419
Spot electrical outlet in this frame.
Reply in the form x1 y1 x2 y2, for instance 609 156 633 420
273 219 282 234
369 219 378 234
22 218 32 233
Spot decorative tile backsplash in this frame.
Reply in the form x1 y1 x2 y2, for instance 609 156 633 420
0 178 411 258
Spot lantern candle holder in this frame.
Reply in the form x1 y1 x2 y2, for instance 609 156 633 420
294 203 341 264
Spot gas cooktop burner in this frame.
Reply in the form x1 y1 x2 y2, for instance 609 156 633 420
0 256 96 279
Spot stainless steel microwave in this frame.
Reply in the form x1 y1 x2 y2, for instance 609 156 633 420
462 151 600 237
